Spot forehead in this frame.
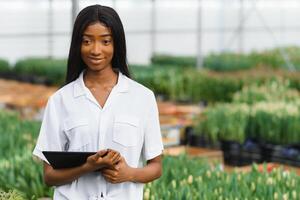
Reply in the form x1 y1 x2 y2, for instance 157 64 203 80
83 22 112 36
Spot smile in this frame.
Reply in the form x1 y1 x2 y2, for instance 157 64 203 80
88 57 104 64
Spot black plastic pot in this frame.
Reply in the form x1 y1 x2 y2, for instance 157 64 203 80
271 145 300 167
260 142 275 162
0 71 16 80
242 138 263 164
221 140 244 166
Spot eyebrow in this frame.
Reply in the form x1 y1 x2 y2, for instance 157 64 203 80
83 34 112 37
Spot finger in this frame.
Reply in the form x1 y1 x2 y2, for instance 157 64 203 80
107 149 120 157
104 151 114 159
107 149 118 154
93 153 100 160
103 175 117 184
97 149 108 157
102 168 112 174
113 157 120 165
102 172 117 181
103 169 116 176
111 153 121 164
113 162 121 170
113 156 123 166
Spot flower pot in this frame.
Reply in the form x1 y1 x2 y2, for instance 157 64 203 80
242 138 263 164
221 140 243 166
271 144 300 167
260 142 275 162
187 133 209 147
185 127 209 147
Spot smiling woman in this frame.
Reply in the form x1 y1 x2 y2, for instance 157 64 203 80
32 4 163 200
81 22 114 72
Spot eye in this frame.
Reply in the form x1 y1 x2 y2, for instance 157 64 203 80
103 39 111 45
82 39 91 45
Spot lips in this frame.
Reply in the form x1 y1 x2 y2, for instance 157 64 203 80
88 57 104 65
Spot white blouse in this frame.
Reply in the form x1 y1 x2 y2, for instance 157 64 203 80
33 71 163 200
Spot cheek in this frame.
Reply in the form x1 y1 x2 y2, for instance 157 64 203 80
81 45 89 56
107 47 114 58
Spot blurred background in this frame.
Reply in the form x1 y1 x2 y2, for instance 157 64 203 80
2 0 300 65
1 0 300 199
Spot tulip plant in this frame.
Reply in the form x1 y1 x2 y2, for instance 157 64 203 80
0 189 24 200
144 156 300 200
1 109 300 199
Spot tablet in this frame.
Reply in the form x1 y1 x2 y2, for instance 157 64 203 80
42 151 96 169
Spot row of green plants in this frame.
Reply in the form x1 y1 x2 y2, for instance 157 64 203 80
0 58 67 86
0 57 245 102
132 66 300 103
0 59 10 73
0 111 53 199
0 47 300 103
2 47 300 78
197 101 300 145
152 46 300 71
145 155 300 200
195 79 300 145
2 110 300 199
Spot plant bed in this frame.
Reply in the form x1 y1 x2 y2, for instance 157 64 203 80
271 145 300 167
221 139 265 166
259 142 300 167
145 155 300 199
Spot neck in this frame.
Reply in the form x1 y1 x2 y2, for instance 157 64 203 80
83 67 118 88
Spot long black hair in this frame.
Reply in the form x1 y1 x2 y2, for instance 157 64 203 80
66 4 130 84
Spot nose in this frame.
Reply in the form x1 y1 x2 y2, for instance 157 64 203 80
90 42 101 55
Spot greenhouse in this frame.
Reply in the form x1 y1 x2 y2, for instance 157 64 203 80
1 0 300 199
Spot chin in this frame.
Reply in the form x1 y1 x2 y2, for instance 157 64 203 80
87 64 110 72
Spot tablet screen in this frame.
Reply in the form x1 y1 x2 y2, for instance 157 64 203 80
42 151 96 169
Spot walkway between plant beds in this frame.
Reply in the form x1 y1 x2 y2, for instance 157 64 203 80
0 79 57 119
0 79 57 108
164 145 300 176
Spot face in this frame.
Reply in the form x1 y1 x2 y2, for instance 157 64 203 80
81 22 114 71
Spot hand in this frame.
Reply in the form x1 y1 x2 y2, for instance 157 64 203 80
102 157 134 184
101 149 122 169
83 149 121 172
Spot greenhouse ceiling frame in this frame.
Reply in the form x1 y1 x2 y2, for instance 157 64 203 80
224 0 295 71
69 0 295 70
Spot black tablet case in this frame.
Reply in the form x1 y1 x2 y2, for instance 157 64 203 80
42 151 96 169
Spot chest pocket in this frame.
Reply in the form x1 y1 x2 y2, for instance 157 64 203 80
63 117 90 151
113 115 140 147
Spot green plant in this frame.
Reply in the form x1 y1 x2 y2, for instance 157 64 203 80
249 102 300 144
197 103 250 143
14 58 67 85
204 52 255 71
0 189 25 200
1 108 300 200
0 59 10 74
151 46 300 72
145 155 300 199
0 110 53 199
233 78 300 104
151 54 196 68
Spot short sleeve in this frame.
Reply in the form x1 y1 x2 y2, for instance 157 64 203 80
142 92 164 161
32 96 67 164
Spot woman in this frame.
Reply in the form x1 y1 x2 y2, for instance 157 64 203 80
33 4 163 200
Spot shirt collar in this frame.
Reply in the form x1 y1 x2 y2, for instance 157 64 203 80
73 70 129 98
